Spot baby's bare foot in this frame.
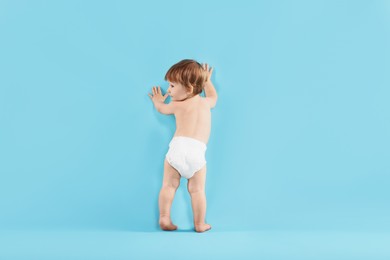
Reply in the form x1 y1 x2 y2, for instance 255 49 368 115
159 216 177 231
194 223 212 233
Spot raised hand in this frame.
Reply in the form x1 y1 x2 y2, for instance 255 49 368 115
148 86 168 103
201 63 213 82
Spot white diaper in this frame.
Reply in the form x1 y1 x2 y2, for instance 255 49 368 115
165 136 207 179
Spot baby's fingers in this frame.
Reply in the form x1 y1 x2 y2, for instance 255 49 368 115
201 63 208 71
204 63 213 73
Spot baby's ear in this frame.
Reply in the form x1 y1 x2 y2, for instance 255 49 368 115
188 85 194 94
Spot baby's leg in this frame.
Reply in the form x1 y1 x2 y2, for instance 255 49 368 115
187 165 211 232
158 159 181 231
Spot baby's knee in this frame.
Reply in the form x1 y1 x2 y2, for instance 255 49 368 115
163 181 180 190
187 184 204 194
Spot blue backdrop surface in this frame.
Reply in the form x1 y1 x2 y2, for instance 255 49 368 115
0 0 389 234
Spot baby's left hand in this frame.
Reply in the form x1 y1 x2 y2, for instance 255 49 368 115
148 86 168 104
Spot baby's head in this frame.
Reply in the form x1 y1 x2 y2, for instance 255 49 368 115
164 59 207 101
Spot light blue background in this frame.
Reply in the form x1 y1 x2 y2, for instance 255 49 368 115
1 0 390 258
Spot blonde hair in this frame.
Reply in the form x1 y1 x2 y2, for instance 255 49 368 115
164 59 207 95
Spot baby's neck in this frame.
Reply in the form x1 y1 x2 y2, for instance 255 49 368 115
182 94 199 101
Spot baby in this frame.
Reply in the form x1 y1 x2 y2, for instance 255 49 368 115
148 59 218 233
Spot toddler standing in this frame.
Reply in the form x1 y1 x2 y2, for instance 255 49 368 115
148 59 218 232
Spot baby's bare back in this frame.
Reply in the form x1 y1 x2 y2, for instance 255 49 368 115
173 95 211 144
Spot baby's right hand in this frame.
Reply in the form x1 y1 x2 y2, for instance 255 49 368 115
202 63 213 83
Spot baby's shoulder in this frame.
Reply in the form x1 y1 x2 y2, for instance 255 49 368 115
172 97 208 111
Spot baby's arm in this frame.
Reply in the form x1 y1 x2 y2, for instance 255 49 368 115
202 64 218 108
148 86 176 115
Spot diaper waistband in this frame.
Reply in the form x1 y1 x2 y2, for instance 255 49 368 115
170 136 207 150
